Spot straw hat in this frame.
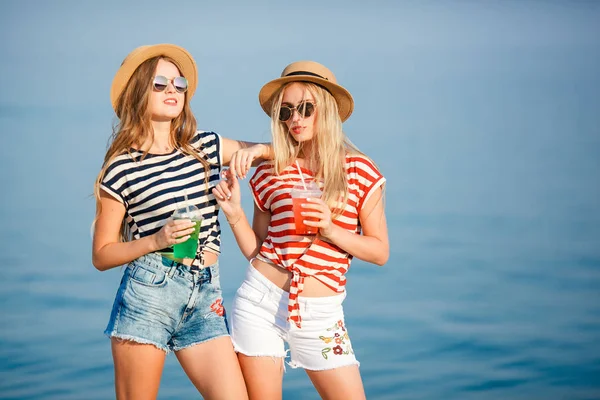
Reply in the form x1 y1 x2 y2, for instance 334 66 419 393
258 61 354 122
110 44 198 115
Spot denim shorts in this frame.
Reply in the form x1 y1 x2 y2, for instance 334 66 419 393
230 263 359 371
104 253 229 353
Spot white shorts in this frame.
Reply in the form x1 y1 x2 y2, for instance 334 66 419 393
230 262 360 371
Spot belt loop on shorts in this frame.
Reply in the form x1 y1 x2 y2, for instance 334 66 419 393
167 264 178 279
161 256 179 279
197 266 212 284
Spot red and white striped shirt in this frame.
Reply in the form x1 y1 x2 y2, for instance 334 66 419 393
249 154 386 328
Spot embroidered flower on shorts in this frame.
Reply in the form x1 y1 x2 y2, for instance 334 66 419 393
319 320 354 359
210 298 225 316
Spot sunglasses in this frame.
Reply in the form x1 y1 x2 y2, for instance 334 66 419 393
278 101 316 121
152 75 188 93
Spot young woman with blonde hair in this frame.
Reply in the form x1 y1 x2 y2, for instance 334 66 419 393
93 43 270 399
213 61 389 400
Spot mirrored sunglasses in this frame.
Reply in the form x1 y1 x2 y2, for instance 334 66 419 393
152 75 188 93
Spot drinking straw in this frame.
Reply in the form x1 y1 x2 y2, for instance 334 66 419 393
183 189 190 214
295 160 307 190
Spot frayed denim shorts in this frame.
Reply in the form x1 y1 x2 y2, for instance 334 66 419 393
230 262 359 371
104 253 229 353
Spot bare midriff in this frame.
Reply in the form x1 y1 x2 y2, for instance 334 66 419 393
180 250 219 267
251 258 338 297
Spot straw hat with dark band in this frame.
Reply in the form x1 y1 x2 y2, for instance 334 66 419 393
110 44 198 115
258 60 354 122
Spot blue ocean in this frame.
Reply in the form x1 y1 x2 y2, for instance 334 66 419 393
1 2 599 399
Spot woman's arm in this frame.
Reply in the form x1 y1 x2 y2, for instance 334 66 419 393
221 137 273 179
92 191 197 271
225 203 270 260
212 172 270 260
302 187 389 266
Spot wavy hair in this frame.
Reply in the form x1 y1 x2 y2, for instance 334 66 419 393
269 82 373 219
94 56 208 240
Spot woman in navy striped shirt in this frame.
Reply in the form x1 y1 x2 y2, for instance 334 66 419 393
92 44 269 399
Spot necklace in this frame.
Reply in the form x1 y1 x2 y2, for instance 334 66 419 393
149 143 174 154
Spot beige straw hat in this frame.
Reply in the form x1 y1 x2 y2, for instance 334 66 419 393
258 60 354 122
110 44 198 115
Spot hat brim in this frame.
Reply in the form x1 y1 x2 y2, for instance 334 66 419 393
110 44 197 114
259 76 354 122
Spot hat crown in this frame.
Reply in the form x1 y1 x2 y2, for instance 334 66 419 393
121 45 150 66
281 61 338 84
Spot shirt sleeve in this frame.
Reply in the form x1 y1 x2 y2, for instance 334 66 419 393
193 130 222 167
249 161 275 212
214 132 223 167
352 155 386 212
100 158 128 206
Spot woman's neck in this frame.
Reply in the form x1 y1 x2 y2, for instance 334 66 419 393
294 156 315 171
297 140 314 159
143 120 173 154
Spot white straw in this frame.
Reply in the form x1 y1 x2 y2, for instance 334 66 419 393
295 160 307 190
183 189 190 213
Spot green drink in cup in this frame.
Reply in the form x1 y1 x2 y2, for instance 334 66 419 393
172 205 203 259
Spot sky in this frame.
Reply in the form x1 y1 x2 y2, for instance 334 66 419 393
0 0 599 225
2 1 598 111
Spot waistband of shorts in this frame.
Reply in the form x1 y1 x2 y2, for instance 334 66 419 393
132 252 219 275
245 261 346 306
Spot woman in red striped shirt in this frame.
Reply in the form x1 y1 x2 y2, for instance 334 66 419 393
213 61 389 400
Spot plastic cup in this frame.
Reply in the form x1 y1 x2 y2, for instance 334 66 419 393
172 205 203 259
291 181 322 235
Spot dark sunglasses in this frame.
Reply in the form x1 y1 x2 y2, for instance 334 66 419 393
152 75 188 93
278 101 316 121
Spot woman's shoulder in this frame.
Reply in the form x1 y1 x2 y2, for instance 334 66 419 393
249 160 276 184
191 130 222 162
191 130 220 145
345 152 380 171
101 151 144 185
256 159 275 170
104 150 140 171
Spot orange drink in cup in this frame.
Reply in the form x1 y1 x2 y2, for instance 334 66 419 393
291 181 322 235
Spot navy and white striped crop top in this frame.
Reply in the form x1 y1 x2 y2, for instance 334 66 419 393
100 131 223 267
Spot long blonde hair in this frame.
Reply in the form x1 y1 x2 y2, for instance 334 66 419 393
269 82 368 218
94 56 208 239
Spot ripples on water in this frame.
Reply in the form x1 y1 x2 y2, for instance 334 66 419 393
2 142 600 398
5 211 598 399
2 131 600 397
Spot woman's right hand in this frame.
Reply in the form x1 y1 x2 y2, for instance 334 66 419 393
152 218 198 250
